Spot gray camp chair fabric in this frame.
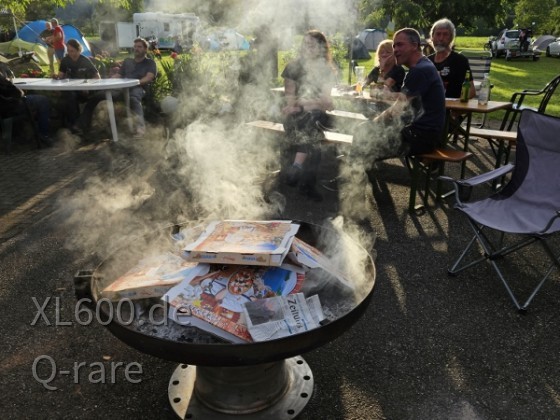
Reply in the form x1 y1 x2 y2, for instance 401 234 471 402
443 110 560 311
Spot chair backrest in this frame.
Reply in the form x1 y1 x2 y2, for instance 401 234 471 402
462 50 492 93
536 74 560 113
501 110 560 226
500 74 560 131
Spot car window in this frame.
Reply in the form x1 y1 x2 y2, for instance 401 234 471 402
505 30 520 38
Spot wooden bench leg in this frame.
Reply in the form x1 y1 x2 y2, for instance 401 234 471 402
408 157 424 212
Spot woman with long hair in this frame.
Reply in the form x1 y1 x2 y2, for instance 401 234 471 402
281 29 337 201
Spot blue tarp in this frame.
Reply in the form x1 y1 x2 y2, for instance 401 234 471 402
17 20 92 57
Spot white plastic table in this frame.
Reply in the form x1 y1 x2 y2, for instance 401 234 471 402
13 77 140 142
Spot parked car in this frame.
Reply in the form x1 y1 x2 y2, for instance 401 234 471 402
491 29 520 58
546 38 560 57
531 35 556 53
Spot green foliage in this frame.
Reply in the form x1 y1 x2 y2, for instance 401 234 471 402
328 33 350 75
514 0 555 32
3 0 131 18
358 0 518 33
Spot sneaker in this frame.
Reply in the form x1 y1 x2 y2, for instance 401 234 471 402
284 165 302 187
298 184 323 202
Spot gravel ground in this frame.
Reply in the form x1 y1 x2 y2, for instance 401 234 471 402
1 122 559 420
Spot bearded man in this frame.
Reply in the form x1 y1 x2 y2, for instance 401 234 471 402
427 18 475 99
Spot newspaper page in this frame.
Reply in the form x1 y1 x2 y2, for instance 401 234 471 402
163 265 305 343
242 293 325 342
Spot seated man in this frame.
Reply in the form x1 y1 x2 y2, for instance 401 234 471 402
427 18 474 99
56 38 100 132
81 37 157 138
1 64 52 146
352 28 446 169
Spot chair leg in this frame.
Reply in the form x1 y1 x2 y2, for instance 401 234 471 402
450 219 559 311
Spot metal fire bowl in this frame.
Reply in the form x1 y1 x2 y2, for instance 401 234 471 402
92 221 376 367
92 221 375 418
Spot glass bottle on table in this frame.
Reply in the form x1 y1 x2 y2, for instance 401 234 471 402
478 73 490 106
460 70 471 103
354 66 365 96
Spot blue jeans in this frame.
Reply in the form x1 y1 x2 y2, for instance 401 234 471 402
81 86 146 132
24 95 50 137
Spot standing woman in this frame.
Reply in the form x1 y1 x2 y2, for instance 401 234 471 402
281 29 337 201
50 18 66 62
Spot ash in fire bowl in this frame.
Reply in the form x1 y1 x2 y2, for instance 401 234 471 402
93 220 375 347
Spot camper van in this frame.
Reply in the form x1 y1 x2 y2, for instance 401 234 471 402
100 12 200 52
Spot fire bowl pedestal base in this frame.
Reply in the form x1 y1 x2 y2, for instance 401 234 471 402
168 356 314 419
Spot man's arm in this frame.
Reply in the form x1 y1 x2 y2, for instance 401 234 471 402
138 71 155 86
373 91 408 122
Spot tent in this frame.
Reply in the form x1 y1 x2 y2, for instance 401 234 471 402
16 20 93 57
0 38 49 65
358 29 388 51
202 28 250 51
531 35 556 53
350 38 371 59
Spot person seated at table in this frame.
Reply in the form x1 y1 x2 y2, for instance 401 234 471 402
281 29 337 202
1 64 53 146
80 37 157 139
352 28 445 171
427 18 474 99
363 39 405 93
56 38 100 133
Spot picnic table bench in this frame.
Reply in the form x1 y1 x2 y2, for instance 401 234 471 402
247 110 473 212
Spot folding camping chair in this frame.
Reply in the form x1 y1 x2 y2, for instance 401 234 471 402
440 110 560 312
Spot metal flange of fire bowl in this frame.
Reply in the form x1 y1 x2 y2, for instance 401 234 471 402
168 357 313 419
91 221 375 419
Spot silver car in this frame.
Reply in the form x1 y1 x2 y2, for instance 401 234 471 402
546 38 560 57
491 29 520 58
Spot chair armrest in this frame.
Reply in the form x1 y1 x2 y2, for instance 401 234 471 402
438 164 514 205
439 164 514 188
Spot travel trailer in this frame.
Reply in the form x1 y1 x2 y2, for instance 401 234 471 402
100 12 200 51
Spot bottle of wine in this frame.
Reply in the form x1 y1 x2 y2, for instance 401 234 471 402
460 70 471 103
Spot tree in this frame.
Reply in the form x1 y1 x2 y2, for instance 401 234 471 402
514 0 557 33
359 0 517 34
2 0 131 18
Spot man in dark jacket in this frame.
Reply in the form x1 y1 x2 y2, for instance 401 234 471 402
0 64 52 146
